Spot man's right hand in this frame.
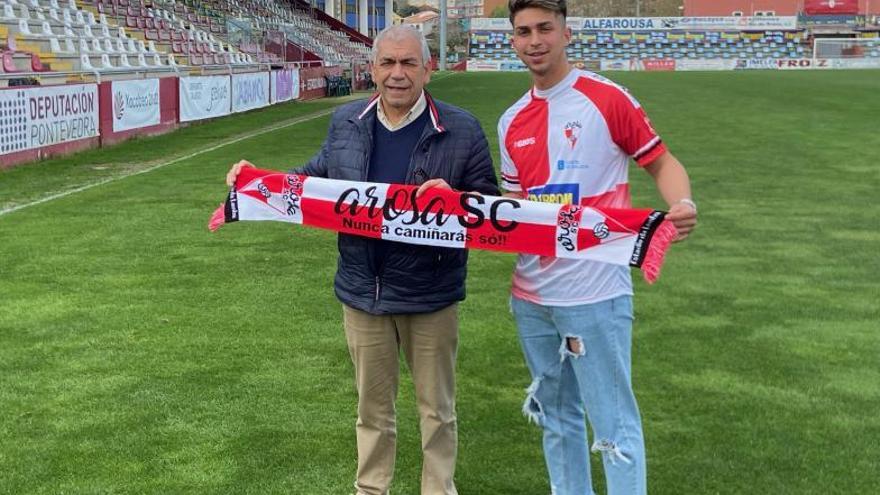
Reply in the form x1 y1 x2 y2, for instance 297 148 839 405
226 160 255 186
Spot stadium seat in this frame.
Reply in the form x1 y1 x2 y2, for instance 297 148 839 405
79 52 93 70
15 19 31 36
2 51 21 73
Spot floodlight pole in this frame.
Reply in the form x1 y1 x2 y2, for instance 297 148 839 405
439 0 447 70
636 0 640 17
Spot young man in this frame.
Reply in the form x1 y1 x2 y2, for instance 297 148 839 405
227 26 498 495
498 1 698 494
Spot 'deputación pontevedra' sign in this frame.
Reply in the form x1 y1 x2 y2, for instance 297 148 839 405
209 168 678 283
0 84 98 156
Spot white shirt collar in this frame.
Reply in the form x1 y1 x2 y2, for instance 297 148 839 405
377 91 427 131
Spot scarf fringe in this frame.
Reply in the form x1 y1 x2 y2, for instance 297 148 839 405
640 220 677 284
208 204 226 232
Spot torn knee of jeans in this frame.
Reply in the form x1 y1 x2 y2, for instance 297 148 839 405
559 334 585 362
591 439 632 466
522 375 546 426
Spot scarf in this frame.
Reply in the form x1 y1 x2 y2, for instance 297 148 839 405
209 167 678 283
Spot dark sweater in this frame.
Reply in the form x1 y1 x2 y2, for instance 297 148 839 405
367 107 431 271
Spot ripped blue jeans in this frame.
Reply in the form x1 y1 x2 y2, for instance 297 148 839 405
511 295 646 495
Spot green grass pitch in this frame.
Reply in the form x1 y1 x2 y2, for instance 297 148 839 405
1 69 878 494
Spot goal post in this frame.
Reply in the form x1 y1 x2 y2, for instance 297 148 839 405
812 37 880 63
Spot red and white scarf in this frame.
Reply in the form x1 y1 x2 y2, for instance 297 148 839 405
210 168 678 283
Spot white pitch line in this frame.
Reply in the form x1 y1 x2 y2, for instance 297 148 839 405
0 103 349 217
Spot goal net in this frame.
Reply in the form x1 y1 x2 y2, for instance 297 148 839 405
813 37 880 59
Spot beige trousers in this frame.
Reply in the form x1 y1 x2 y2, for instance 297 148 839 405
343 303 459 495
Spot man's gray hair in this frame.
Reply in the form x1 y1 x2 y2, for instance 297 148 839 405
371 25 432 66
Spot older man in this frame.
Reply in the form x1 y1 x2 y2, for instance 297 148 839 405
227 25 497 495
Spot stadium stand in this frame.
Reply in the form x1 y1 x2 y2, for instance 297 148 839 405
1 0 371 82
469 27 809 63
467 14 880 69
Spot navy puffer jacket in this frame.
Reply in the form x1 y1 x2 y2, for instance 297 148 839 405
292 92 499 315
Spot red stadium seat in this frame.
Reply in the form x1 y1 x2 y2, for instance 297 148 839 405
2 51 20 73
30 53 49 72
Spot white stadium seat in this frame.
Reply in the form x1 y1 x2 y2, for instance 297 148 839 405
18 19 33 35
80 53 94 70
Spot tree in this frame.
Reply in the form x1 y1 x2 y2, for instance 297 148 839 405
489 5 509 18
398 5 421 17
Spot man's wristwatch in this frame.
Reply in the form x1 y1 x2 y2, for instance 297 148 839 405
677 198 697 213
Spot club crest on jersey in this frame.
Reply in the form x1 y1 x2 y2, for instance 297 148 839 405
564 121 582 149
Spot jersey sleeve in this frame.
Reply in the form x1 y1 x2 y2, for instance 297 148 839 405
497 116 522 193
609 89 667 167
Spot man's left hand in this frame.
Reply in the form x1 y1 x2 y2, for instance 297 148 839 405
665 202 698 242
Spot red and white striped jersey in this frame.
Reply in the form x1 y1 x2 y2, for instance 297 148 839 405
498 68 667 305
